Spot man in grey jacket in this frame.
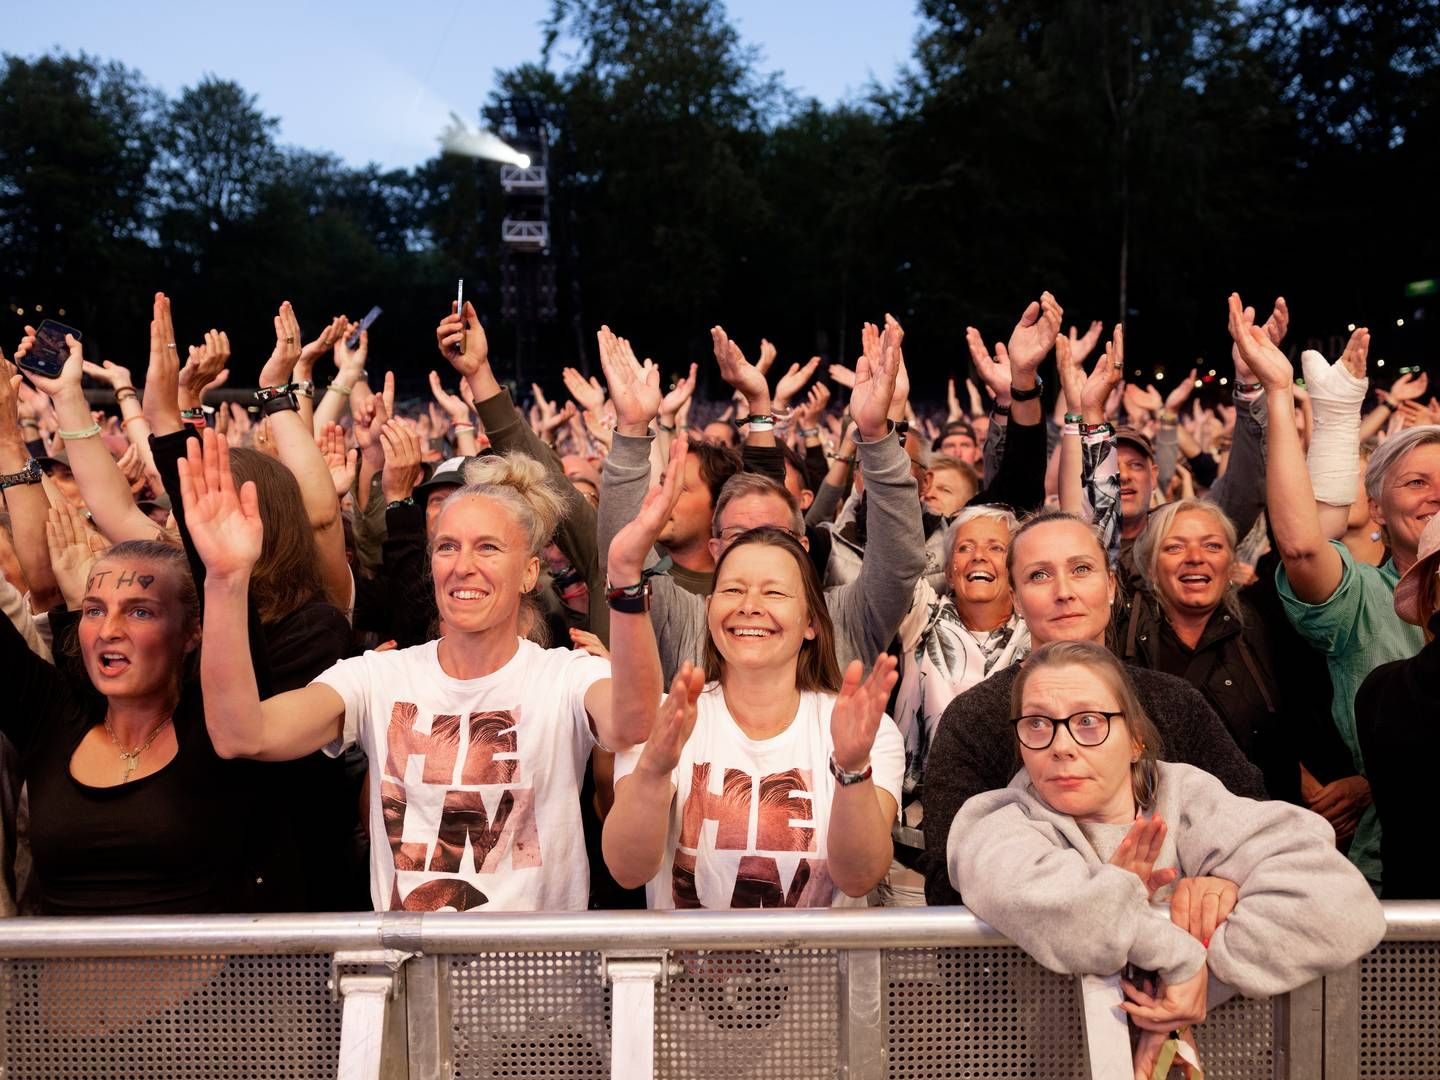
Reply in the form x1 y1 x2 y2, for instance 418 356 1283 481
595 320 926 680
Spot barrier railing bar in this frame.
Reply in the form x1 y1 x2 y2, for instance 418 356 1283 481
0 902 1432 958
838 948 885 1080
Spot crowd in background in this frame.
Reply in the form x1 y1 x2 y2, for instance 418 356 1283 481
3 286 1425 1072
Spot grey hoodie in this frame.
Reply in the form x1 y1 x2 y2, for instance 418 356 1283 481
948 761 1384 997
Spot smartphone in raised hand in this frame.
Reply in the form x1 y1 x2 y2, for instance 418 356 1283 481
17 319 82 379
346 306 382 350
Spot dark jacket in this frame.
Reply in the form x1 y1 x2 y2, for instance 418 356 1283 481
920 661 1268 906
1356 615 1440 899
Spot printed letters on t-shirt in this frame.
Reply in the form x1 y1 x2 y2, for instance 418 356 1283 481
674 763 835 908
382 701 541 911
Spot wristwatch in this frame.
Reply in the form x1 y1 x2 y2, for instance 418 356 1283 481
605 578 652 614
829 754 873 787
0 458 42 490
1010 376 1044 402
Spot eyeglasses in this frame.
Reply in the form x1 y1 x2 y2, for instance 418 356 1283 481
715 525 803 545
1013 711 1122 750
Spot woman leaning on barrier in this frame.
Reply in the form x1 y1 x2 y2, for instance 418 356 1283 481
602 434 904 909
948 641 1384 1078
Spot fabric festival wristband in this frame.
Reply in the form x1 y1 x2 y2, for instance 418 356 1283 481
1062 422 1081 438
325 382 352 397
1064 412 1083 424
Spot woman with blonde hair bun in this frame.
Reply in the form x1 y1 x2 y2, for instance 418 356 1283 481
186 430 663 912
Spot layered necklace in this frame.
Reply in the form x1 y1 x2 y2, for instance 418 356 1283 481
103 715 174 783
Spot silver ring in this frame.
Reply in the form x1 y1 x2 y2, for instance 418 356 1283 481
165 343 176 350
285 336 295 345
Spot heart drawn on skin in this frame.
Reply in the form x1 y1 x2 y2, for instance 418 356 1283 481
137 575 155 589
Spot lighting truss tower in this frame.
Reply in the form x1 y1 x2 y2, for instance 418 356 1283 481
485 97 577 387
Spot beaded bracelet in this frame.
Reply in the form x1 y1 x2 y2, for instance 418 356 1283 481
58 422 102 440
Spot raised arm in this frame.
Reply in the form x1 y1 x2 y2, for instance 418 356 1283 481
1233 294 1345 604
586 434 688 752
18 329 158 545
829 318 925 668
0 350 61 608
827 656 901 896
182 428 345 760
311 317 366 433
711 326 775 449
258 302 351 612
1301 329 1372 540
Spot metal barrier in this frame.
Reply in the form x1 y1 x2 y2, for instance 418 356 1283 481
0 903 1433 1079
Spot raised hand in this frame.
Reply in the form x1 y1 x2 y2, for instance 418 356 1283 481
795 381 831 431
946 377 963 422
380 418 423 505
562 366 607 413
295 315 346 380
1083 327 1126 423
830 654 900 773
1108 814 1180 898
257 301 302 389
1227 293 1293 393
850 320 901 441
177 428 263 579
428 370 472 425
143 293 183 434
1054 334 1085 415
179 328 231 410
1124 383 1164 417
18 327 84 400
966 326 1012 407
568 627 611 659
660 362 698 422
45 499 109 610
1068 320 1105 366
827 362 856 389
1336 326 1371 381
332 316 368 381
633 662 706 779
756 338 778 376
711 326 771 413
609 432 688 582
435 300 487 376
1381 370 1429 406
1007 291 1064 379
598 325 661 436
315 422 358 497
81 358 135 392
773 356 821 412
1165 368 1199 413
1232 295 1288 382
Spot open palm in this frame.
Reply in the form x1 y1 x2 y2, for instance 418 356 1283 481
177 429 263 578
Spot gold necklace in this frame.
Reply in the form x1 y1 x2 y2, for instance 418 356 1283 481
103 715 173 783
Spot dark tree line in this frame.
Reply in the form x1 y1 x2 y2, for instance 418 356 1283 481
2 0 1437 400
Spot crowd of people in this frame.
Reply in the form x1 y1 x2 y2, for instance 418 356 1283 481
3 284 1422 1071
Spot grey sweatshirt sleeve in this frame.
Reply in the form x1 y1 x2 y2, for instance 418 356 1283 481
597 431 704 680
827 427 927 671
806 480 848 527
1206 392 1268 541
948 789 1207 986
1171 765 1386 999
1155 423 1179 492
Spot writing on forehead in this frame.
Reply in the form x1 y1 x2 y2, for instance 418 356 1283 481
85 568 157 592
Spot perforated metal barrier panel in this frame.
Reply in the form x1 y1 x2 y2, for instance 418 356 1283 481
656 948 838 1080
884 945 1087 1079
1192 994 1276 1080
0 954 342 1079
1360 940 1440 1079
448 951 612 1080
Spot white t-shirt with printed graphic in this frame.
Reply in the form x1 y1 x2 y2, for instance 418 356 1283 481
613 684 904 910
315 637 610 913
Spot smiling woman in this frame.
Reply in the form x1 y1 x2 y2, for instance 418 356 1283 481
603 499 906 908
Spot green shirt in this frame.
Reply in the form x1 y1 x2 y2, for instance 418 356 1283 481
1276 541 1424 889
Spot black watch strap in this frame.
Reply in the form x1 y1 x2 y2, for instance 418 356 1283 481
1010 376 1044 402
0 458 43 489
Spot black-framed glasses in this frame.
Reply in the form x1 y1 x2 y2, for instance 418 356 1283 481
1013 711 1122 750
